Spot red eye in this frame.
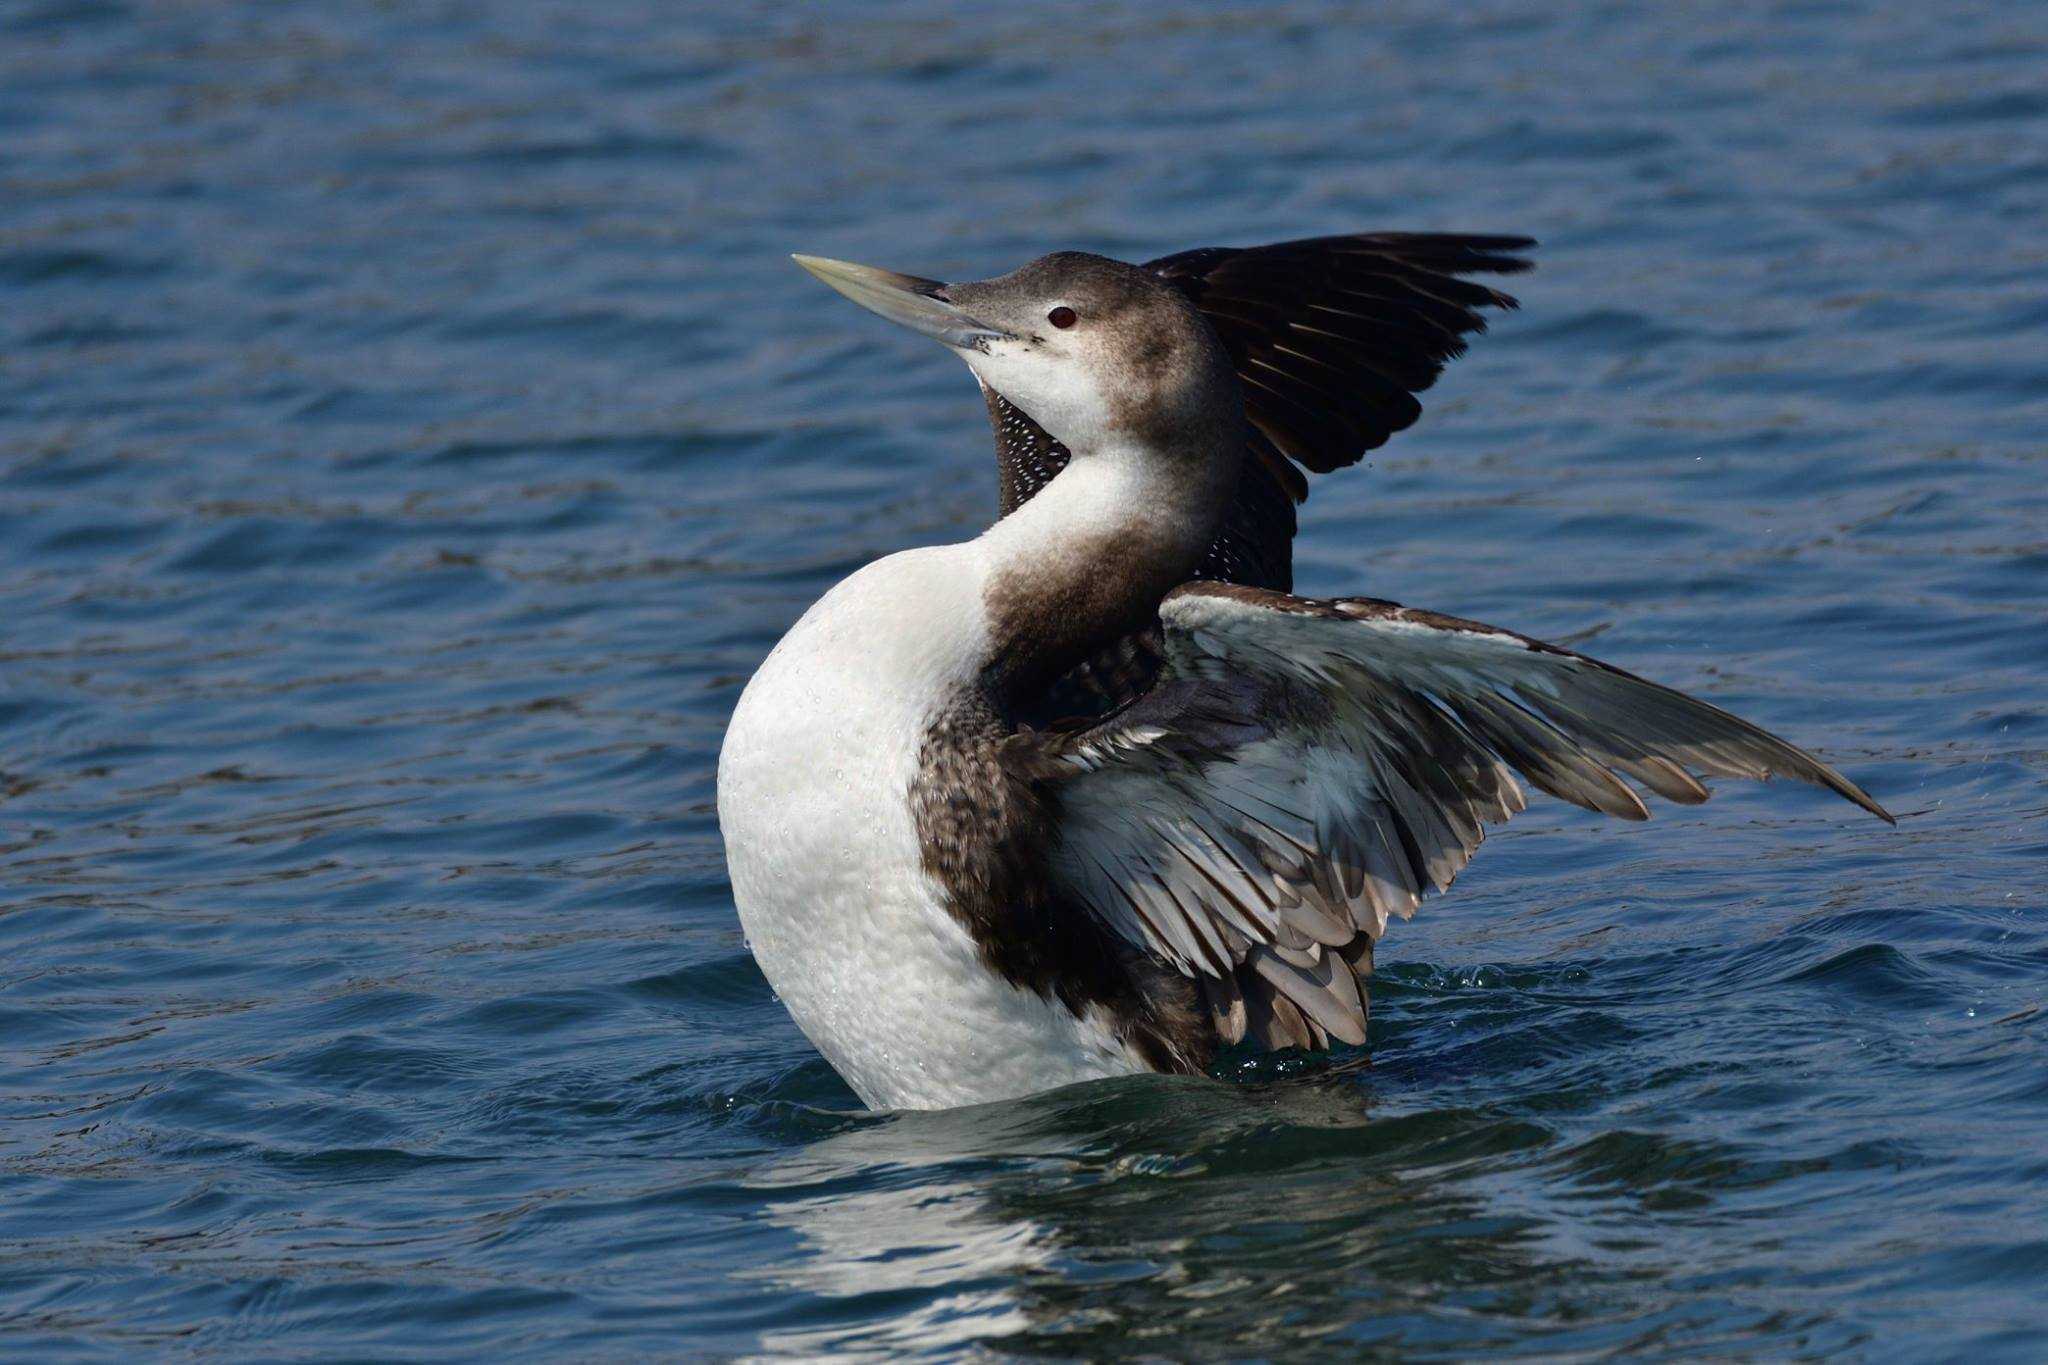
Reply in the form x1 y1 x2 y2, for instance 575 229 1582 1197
1047 306 1077 329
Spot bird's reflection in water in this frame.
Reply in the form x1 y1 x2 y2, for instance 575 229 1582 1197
738 1061 1649 1357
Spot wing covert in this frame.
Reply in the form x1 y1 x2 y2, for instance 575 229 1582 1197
1019 582 1891 1054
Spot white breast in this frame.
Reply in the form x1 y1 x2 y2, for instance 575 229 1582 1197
716 543 1141 1111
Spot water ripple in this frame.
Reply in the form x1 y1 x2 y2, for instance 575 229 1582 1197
1 0 2044 1357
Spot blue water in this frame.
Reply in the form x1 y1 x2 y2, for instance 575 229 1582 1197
3 0 2045 1356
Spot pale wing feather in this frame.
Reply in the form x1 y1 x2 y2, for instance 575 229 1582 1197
1032 582 1891 1053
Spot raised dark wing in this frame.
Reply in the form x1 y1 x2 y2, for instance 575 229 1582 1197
989 232 1534 593
1017 583 1891 1053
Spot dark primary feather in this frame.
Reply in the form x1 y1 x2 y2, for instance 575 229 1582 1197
1013 582 1891 1057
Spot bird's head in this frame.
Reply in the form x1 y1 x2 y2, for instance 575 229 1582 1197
793 250 1241 462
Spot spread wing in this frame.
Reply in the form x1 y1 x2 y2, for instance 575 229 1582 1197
989 232 1535 593
1015 583 1891 1053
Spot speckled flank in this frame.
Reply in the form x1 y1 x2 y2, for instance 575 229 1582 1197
908 696 1211 1075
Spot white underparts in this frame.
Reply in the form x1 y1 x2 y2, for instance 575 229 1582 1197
717 537 1146 1110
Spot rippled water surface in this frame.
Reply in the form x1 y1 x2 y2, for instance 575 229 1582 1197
4 1 2046 1357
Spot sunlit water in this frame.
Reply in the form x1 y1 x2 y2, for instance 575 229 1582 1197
3 1 2045 1357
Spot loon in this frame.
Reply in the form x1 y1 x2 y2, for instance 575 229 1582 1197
718 233 1892 1112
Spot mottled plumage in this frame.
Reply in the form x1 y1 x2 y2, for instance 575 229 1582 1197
1009 582 1888 1051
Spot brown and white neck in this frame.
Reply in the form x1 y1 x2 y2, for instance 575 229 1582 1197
971 436 1237 705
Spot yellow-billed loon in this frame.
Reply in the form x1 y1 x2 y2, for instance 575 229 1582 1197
717 232 1892 1112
